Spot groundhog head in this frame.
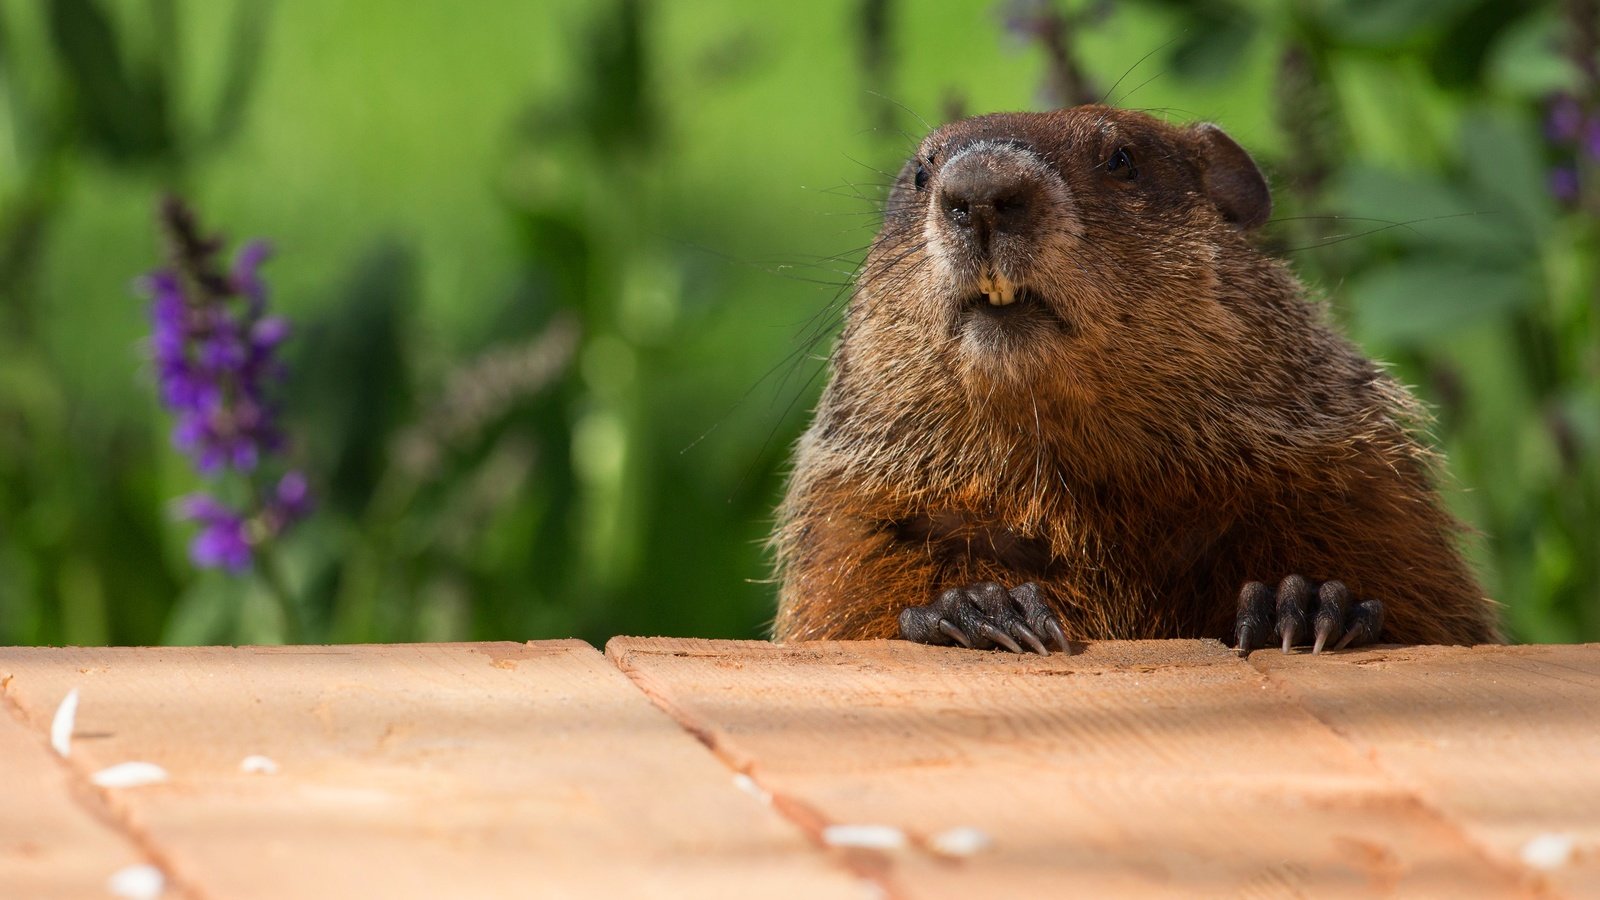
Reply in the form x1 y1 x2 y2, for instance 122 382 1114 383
856 105 1273 399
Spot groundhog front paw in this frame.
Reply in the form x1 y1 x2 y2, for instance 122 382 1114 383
1233 574 1384 656
898 581 1070 655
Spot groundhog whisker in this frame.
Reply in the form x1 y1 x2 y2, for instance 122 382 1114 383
1270 211 1490 238
1100 35 1182 107
1113 70 1167 108
1283 213 1495 252
841 153 905 183
864 89 934 133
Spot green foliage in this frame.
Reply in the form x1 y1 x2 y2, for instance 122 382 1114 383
0 0 1595 645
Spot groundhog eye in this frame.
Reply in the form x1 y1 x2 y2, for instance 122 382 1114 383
914 162 930 191
1106 146 1138 180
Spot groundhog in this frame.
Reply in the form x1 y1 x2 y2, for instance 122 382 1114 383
771 105 1501 655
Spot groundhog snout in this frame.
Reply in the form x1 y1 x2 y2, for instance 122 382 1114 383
936 144 1049 258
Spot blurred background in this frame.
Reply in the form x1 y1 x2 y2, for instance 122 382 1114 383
0 0 1595 647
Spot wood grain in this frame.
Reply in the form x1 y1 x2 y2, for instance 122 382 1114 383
609 637 1541 898
1255 643 1600 898
0 642 862 899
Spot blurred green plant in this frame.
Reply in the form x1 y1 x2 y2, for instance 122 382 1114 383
0 0 1594 646
1 0 274 644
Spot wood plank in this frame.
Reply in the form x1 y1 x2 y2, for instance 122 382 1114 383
609 637 1536 898
0 642 863 899
1254 643 1600 897
0 674 154 899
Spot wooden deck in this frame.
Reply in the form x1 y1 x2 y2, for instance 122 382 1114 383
2 639 1596 898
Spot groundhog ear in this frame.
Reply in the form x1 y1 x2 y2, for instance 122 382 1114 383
1189 123 1271 231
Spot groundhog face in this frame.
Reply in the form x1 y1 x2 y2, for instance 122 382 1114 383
860 105 1271 392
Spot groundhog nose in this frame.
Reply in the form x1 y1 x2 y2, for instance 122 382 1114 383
938 152 1041 248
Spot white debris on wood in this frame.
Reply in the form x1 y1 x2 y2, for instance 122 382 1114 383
856 877 888 900
929 825 992 857
821 824 907 850
1520 832 1577 870
91 762 169 789
51 688 79 758
732 773 770 805
106 863 165 899
239 754 279 774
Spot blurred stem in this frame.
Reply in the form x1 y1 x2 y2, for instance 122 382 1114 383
253 542 301 643
207 0 274 150
857 0 896 136
149 0 179 90
248 472 304 643
1016 3 1098 107
0 149 70 344
328 463 422 641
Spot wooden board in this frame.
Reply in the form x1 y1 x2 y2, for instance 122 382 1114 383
6 639 1596 898
0 642 862 899
1255 643 1600 897
608 638 1551 898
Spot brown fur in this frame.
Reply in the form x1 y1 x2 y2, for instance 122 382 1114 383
771 106 1501 646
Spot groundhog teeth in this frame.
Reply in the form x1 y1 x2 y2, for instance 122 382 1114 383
981 273 1018 305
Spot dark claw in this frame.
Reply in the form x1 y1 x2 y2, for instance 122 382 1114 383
1234 581 1274 656
1011 622 1049 656
1234 575 1386 658
1041 618 1070 652
1334 599 1384 650
1275 575 1311 653
938 619 973 648
898 593 970 648
975 622 1023 654
1311 619 1335 655
962 583 1028 653
964 582 1052 654
1009 582 1070 653
899 581 1071 654
1311 581 1349 654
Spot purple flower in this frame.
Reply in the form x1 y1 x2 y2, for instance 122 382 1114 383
141 219 292 475
231 240 272 314
169 472 313 574
1546 93 1583 143
176 494 252 572
1000 0 1052 43
1550 166 1581 204
264 470 314 532
141 198 313 578
1583 117 1600 162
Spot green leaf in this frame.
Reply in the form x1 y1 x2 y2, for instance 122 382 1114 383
1347 257 1531 344
161 574 244 646
1458 106 1555 238
1485 10 1580 98
1314 0 1481 48
206 0 275 150
45 0 172 160
1168 10 1255 84
288 240 417 516
1326 56 1454 172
